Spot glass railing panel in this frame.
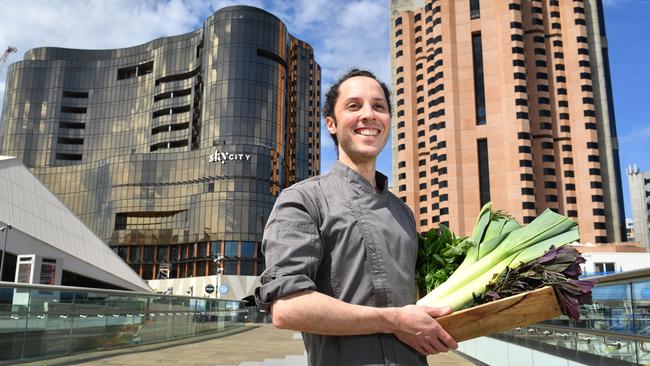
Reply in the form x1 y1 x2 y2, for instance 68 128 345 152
169 297 192 338
0 286 28 361
104 294 148 349
21 288 73 359
147 296 175 342
638 340 650 364
632 280 650 336
68 291 110 353
589 283 635 334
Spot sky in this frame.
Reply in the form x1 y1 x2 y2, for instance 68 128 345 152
0 0 648 218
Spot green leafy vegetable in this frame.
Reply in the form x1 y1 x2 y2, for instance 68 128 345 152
417 205 580 310
415 224 474 295
474 245 597 321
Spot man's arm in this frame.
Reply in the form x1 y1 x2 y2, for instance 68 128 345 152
271 290 458 355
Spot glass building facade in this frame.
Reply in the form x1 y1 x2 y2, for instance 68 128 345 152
0 6 321 280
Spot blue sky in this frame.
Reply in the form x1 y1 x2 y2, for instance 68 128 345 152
600 0 650 218
0 0 648 218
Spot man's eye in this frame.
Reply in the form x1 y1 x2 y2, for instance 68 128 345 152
375 104 386 111
348 103 360 110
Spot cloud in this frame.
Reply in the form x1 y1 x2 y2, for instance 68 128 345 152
619 125 650 144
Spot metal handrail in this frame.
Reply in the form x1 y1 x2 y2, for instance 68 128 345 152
531 323 650 343
0 280 245 303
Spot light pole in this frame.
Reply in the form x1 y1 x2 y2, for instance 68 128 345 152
0 224 11 282
213 253 224 299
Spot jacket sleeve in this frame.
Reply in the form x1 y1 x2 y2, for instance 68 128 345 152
255 187 323 312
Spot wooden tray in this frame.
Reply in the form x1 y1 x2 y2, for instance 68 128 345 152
435 286 561 342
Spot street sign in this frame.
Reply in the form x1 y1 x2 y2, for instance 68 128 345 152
205 284 215 294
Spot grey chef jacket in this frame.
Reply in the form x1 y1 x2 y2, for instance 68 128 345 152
255 161 426 366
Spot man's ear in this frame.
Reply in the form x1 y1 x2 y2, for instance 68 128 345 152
325 116 337 134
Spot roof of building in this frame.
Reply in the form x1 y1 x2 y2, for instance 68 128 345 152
0 156 151 291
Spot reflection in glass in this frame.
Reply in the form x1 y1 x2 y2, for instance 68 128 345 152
0 5 321 281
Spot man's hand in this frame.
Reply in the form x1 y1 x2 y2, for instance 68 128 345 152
392 305 458 356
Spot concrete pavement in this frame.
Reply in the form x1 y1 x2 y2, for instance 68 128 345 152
20 325 479 366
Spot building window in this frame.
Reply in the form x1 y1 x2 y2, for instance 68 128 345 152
545 181 558 189
522 202 536 209
470 0 480 19
588 155 600 162
511 34 524 42
595 262 615 274
542 155 555 162
477 139 490 206
544 195 558 203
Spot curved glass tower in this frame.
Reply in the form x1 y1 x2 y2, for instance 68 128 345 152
0 6 321 279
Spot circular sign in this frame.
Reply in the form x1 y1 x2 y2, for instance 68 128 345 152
205 284 215 294
219 284 229 295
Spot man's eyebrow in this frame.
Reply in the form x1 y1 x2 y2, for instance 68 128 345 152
341 96 387 103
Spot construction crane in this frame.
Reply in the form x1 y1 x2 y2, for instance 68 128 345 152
1 46 17 69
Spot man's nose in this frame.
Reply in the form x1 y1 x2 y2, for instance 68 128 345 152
359 103 374 120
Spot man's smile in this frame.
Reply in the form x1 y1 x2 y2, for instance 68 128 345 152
354 127 380 136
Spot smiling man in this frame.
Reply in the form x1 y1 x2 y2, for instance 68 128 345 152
255 69 457 366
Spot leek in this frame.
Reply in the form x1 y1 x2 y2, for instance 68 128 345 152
417 208 579 310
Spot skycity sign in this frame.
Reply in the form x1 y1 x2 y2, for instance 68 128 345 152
208 150 252 164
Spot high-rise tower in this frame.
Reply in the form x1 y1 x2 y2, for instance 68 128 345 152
390 0 625 244
627 165 650 249
0 6 321 279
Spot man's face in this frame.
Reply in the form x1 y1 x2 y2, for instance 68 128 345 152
325 76 390 165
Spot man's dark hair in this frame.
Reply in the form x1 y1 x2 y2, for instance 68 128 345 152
322 69 392 151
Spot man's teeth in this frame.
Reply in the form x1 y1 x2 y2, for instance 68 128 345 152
357 129 378 136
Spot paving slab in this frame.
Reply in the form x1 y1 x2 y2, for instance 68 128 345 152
17 325 478 366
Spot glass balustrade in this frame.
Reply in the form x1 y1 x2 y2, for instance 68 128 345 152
0 283 247 363
494 270 650 365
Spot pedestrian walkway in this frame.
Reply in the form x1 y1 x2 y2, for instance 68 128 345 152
21 325 478 366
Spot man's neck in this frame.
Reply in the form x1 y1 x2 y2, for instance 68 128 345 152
338 155 377 189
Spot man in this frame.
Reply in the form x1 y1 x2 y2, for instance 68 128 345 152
255 69 457 365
